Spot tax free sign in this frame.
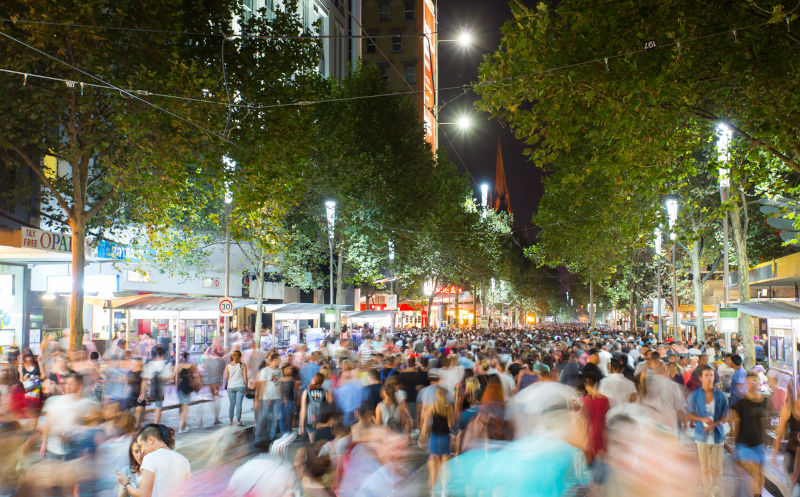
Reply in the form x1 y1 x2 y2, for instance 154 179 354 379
21 228 72 253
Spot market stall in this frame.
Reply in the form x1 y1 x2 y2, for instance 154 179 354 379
246 303 350 346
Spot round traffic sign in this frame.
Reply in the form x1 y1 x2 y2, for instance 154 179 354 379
219 298 234 315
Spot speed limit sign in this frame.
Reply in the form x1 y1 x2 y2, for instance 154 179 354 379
218 297 234 316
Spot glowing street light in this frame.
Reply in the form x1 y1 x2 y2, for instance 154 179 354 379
457 29 473 48
457 115 472 131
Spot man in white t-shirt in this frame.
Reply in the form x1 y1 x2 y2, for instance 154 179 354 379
39 372 93 458
597 344 613 376
118 425 190 497
598 358 636 409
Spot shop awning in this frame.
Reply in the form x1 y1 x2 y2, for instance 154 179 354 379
92 293 257 311
731 301 800 319
348 310 394 320
680 319 715 328
245 303 351 314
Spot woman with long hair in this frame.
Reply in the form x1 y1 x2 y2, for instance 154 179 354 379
299 373 332 443
374 383 409 435
223 350 248 426
456 376 481 428
458 375 511 453
19 349 43 415
420 387 454 490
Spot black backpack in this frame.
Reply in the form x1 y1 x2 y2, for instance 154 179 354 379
150 364 164 401
178 367 193 394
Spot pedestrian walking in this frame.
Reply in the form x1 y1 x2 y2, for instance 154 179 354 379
300 372 333 443
732 373 767 497
685 365 729 497
140 346 172 425
175 352 198 433
257 353 282 440
419 387 454 491
224 350 248 426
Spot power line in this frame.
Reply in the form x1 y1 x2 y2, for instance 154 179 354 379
0 28 258 158
0 17 448 40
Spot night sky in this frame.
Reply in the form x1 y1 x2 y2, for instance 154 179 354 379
437 0 543 240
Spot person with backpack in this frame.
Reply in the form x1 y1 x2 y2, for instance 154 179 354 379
299 373 333 443
374 383 409 436
175 352 198 433
224 350 248 426
139 347 172 425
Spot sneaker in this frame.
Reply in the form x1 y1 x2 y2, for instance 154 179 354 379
236 420 244 427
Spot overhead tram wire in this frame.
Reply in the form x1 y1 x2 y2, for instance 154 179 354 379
0 17 447 40
0 28 258 159
0 20 770 112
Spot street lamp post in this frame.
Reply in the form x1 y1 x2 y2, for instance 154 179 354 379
654 227 663 343
223 156 235 349
666 198 680 341
388 240 395 334
717 123 733 352
325 200 336 335
480 183 489 329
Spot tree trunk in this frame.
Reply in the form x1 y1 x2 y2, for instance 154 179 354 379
253 250 265 347
691 238 706 342
629 288 636 333
454 287 460 328
336 251 344 305
730 193 755 368
589 274 595 329
471 284 477 327
69 222 86 352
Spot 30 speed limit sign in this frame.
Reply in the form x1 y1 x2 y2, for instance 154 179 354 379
218 297 234 316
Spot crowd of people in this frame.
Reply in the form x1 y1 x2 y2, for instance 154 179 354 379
0 323 788 497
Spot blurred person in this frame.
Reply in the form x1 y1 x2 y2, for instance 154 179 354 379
227 455 300 497
456 376 481 429
44 354 70 396
295 440 334 497
19 349 42 416
175 352 199 432
729 354 747 406
459 376 511 453
257 353 283 441
515 359 539 392
640 360 686 431
599 358 636 408
280 363 297 435
202 337 226 425
581 375 609 464
224 349 248 427
300 373 333 443
731 373 768 497
773 392 800 496
685 365 729 497
419 387 454 490
139 346 172 425
171 427 252 497
334 360 365 427
301 351 322 392
127 358 146 426
117 424 189 497
374 383 409 435
39 372 92 459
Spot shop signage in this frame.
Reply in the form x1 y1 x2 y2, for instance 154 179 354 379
386 295 397 311
21 228 72 253
719 306 739 334
325 308 336 323
218 298 234 316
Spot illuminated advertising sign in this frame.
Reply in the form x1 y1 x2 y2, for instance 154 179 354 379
423 0 436 151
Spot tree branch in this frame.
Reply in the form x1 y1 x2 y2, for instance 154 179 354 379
85 190 116 222
0 137 73 219
701 253 724 285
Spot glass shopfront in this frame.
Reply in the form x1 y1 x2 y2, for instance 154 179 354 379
0 264 24 352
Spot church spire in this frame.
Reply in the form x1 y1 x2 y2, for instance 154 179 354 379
492 137 512 214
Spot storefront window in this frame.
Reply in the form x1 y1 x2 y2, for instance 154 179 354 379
0 265 24 350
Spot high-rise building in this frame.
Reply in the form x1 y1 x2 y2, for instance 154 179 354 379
360 0 436 150
239 0 362 80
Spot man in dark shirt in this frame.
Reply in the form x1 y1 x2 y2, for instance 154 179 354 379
363 369 383 411
581 348 605 383
398 357 428 428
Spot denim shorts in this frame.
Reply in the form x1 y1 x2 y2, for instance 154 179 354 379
429 433 450 455
735 444 765 465
178 391 192 405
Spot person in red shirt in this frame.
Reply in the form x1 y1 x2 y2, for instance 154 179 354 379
582 375 610 463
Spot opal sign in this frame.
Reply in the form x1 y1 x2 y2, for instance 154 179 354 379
21 228 72 253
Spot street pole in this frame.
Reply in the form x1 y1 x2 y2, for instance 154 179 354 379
589 274 595 330
717 123 733 351
657 255 663 343
329 237 334 335
224 202 231 349
672 242 679 341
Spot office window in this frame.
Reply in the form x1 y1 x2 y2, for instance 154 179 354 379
366 36 376 53
404 61 416 84
378 2 390 21
404 1 415 20
377 63 390 85
391 35 403 53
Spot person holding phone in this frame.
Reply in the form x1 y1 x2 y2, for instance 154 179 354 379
116 424 189 497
